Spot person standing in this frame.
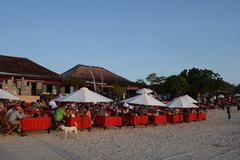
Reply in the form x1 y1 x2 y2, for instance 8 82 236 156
54 104 66 122
49 100 58 114
237 102 240 112
226 103 231 119
48 103 65 133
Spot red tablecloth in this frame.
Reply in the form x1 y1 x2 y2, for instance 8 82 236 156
94 116 122 128
150 115 167 125
166 114 183 124
126 116 148 126
25 109 51 116
21 117 51 131
184 113 197 122
197 113 207 121
64 116 92 129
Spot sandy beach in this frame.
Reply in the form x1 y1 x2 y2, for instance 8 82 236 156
0 108 240 160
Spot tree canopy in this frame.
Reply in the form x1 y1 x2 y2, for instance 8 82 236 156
164 75 188 97
136 79 146 85
138 67 225 98
146 73 165 85
180 68 223 96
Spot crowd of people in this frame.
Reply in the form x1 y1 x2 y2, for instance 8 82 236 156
197 95 240 119
1 94 240 136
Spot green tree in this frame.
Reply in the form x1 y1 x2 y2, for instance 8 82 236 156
146 73 166 85
163 75 189 97
146 73 157 85
113 84 126 102
136 79 146 85
180 68 223 96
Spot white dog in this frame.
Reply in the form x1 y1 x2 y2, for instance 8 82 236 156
60 122 78 138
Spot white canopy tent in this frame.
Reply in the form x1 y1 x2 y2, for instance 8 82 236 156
0 89 20 101
55 87 113 103
54 95 69 102
166 96 199 109
218 94 225 99
123 93 166 106
182 95 198 103
136 88 153 95
234 93 240 97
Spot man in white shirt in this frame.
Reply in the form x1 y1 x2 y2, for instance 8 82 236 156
49 100 58 114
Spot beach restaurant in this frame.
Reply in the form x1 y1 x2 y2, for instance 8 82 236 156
0 87 207 135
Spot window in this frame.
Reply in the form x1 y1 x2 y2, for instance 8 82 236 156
52 85 57 94
65 86 70 94
43 84 47 93
47 85 52 93
70 86 74 93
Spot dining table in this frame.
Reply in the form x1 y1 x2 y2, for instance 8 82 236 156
149 115 167 125
64 116 92 131
94 115 122 129
166 114 183 124
21 117 51 131
125 116 148 127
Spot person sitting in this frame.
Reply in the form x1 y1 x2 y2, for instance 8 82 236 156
7 106 27 136
20 101 26 111
65 107 71 117
84 106 91 118
123 107 130 114
132 107 138 116
6 105 15 119
39 100 47 111
138 107 144 116
32 100 40 109
8 106 24 126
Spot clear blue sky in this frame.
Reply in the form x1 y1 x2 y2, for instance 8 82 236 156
0 0 239 84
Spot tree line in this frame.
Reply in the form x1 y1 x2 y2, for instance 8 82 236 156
136 67 239 98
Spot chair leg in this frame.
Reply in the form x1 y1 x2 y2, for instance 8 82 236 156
6 126 18 136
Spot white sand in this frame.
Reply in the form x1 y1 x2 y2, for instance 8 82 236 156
1 108 240 160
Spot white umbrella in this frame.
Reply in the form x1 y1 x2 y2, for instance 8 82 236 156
122 95 138 103
54 95 68 102
182 95 198 103
167 96 199 109
218 94 225 99
55 87 113 103
234 93 240 97
0 89 20 101
123 93 166 106
136 88 153 95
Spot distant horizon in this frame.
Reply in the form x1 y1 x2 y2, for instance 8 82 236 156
0 1 239 84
